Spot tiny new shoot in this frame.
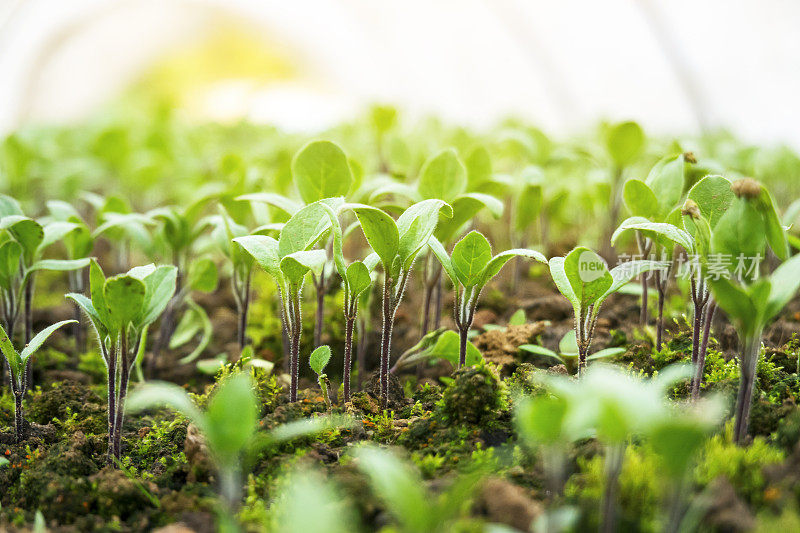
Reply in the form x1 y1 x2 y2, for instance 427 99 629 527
309 345 334 409
234 201 332 402
67 260 177 460
520 329 625 374
345 199 452 408
549 247 664 374
0 319 75 442
429 230 546 368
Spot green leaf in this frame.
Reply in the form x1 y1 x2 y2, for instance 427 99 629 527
764 253 800 322
236 192 302 216
559 329 580 355
41 221 81 250
234 235 282 279
519 344 563 363
435 193 504 243
187 258 218 293
204 373 260 467
89 259 113 330
26 258 91 276
650 419 708 479
623 179 660 219
509 308 526 326
280 249 327 285
1 216 44 261
396 199 453 268
707 276 757 333
104 275 146 330
516 394 568 445
427 236 458 286
66 292 106 339
600 260 667 305
548 257 579 311
278 202 332 257
426 330 483 367
563 247 612 307
0 240 21 287
605 121 645 167
687 175 733 228
126 381 204 429
292 141 353 205
348 204 399 270
345 262 372 298
514 184 542 233
139 266 178 327
309 345 332 375
465 145 492 188
451 231 493 288
611 219 694 253
0 195 23 217
354 446 434 532
478 248 547 288
711 195 767 263
418 148 467 201
20 319 77 362
645 154 686 215
758 187 789 261
0 323 21 382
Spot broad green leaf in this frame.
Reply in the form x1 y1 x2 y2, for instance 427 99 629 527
465 145 492 188
26 258 90 276
280 249 327 285
1 216 44 261
139 266 178 326
516 394 568 445
452 231 492 288
89 259 113 329
563 247 612 307
478 248 546 288
426 330 483 367
711 195 767 263
514 184 542 233
418 148 467 201
588 347 626 360
41 221 81 250
509 308 526 325
236 192 302 216
205 373 260 466
309 345 331 375
127 264 156 279
611 219 694 253
104 275 146 330
234 235 282 279
758 187 789 261
187 258 218 293
605 121 645 167
548 257 579 311
427 236 458 286
354 446 433 532
20 319 77 362
645 154 686 215
396 199 453 268
345 261 372 298
0 240 21 287
707 276 756 332
764 253 800 322
127 381 204 429
519 344 562 362
278 202 332 257
559 329 579 355
600 260 667 304
348 204 399 269
436 193 503 243
622 179 660 219
292 141 353 205
687 175 733 228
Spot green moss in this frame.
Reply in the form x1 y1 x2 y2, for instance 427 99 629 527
436 364 508 427
695 424 784 506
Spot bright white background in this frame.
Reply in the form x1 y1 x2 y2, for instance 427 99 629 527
1 0 799 146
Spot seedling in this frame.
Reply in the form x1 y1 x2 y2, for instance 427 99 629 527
234 201 332 402
616 152 691 344
239 140 354 348
0 319 75 442
549 246 663 373
519 329 625 374
344 199 452 408
428 230 545 368
602 121 646 254
67 260 177 459
309 345 334 408
319 201 375 402
128 372 352 516
705 178 796 444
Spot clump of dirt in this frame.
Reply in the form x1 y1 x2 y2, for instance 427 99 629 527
473 322 547 369
364 371 407 410
437 365 507 426
475 477 543 531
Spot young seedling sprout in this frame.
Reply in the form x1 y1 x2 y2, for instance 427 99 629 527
344 199 452 408
520 329 625 374
705 178 798 444
239 141 354 349
320 201 375 402
0 319 75 442
309 345 334 408
67 260 177 460
429 230 546 368
234 201 332 402
549 247 664 374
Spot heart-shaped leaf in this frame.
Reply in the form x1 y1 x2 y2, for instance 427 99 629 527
292 141 353 205
309 345 332 376
451 231 492 288
418 148 466 201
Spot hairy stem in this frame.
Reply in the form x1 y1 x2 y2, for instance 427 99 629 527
691 301 716 400
379 278 394 410
343 316 355 403
114 334 131 460
14 391 24 443
733 334 762 445
289 292 302 403
106 342 117 461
